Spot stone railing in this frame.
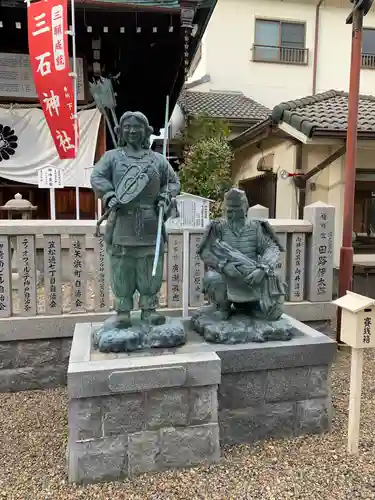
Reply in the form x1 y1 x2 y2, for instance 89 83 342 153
0 201 335 341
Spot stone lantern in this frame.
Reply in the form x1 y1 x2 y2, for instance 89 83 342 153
0 193 37 220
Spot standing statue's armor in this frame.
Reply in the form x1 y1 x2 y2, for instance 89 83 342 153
91 111 180 327
198 188 286 321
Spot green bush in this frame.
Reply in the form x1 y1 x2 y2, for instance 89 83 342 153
179 115 233 216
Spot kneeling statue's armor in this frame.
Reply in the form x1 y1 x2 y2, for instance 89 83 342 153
192 189 293 344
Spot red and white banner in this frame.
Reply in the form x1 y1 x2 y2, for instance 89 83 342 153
27 0 78 159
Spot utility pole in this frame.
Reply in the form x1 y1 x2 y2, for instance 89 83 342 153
336 0 373 343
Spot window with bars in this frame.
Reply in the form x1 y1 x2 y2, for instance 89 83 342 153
253 19 308 65
362 28 375 69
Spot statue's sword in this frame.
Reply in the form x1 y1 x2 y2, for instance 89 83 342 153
152 96 169 277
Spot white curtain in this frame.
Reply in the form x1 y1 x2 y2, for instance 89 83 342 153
0 107 101 187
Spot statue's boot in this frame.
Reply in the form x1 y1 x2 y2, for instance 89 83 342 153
141 309 166 326
103 311 132 330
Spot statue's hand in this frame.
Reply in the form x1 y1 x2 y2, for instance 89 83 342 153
157 192 171 210
107 197 119 209
247 268 265 286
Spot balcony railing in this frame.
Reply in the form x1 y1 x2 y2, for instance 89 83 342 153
362 53 375 69
252 44 308 65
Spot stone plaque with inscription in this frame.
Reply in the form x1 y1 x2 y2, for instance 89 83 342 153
189 233 205 307
304 202 335 302
275 232 287 283
167 234 183 309
94 236 110 312
287 233 306 302
70 235 86 313
44 235 62 315
16 235 37 316
0 236 12 317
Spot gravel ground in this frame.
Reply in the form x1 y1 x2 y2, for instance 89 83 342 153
2 346 375 500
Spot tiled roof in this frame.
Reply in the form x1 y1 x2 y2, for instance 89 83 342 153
179 91 270 122
271 90 375 137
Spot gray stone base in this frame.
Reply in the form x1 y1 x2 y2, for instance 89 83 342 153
68 317 335 484
68 324 221 484
0 338 71 392
214 315 336 445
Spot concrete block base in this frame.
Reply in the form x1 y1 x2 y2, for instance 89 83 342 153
214 315 336 445
67 325 221 484
67 316 335 484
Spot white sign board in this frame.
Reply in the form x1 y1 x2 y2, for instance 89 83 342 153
166 194 211 229
0 53 85 101
38 166 64 189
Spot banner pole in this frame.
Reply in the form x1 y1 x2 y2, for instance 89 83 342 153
49 188 56 220
70 0 80 219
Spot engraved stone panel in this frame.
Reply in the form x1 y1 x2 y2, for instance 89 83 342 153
0 236 12 317
94 236 110 312
288 233 306 302
304 203 335 302
189 233 205 307
69 235 86 313
44 235 62 315
16 235 37 316
275 232 287 283
167 233 183 308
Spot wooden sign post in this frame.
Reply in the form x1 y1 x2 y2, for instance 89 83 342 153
333 291 375 454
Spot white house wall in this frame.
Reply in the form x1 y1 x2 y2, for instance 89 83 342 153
303 144 375 266
317 7 375 95
233 137 298 218
303 144 345 266
193 0 375 108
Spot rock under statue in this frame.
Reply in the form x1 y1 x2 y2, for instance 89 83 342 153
90 111 185 352
191 188 295 343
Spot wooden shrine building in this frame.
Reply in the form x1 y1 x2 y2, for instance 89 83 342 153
0 0 215 218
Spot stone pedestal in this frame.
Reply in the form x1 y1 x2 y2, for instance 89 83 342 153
213 316 336 445
67 315 335 484
67 324 221 484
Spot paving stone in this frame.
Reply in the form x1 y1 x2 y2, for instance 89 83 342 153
69 398 102 441
159 423 220 469
145 388 188 429
219 372 266 410
219 402 296 445
102 393 144 436
265 366 329 402
296 397 331 435
128 430 160 475
189 386 218 424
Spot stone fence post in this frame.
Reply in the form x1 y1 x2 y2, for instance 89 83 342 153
247 204 269 219
303 201 335 302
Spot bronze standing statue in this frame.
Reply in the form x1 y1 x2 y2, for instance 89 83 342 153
191 188 295 343
91 111 184 352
